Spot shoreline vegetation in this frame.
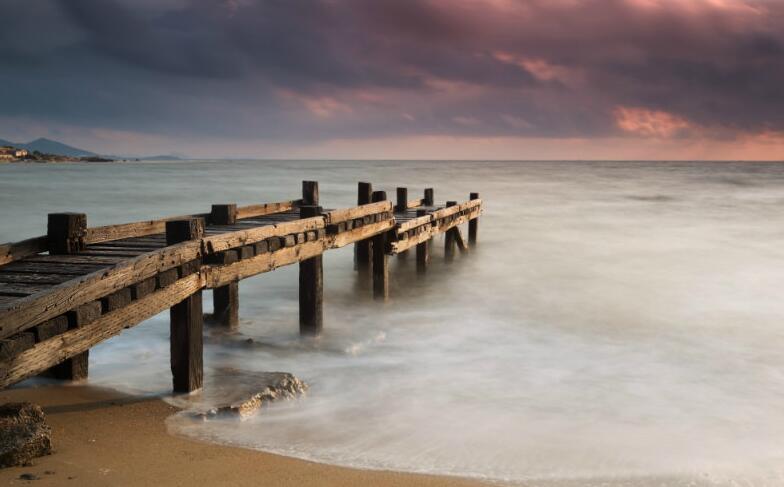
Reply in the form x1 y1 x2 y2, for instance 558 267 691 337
1 147 115 163
0 383 488 487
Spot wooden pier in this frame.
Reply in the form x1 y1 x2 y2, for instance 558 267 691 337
0 182 482 392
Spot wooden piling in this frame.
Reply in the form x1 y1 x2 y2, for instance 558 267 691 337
166 218 204 393
444 201 457 261
355 182 373 270
46 213 89 380
371 191 389 299
210 205 239 329
299 205 324 336
469 192 479 245
396 187 408 212
302 181 320 206
424 188 434 207
416 209 429 273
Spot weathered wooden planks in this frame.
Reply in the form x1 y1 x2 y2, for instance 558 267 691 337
0 273 73 285
203 241 325 288
84 213 209 245
0 239 202 340
0 273 204 389
324 201 392 225
203 217 325 254
390 204 482 254
407 198 425 209
0 236 48 267
236 200 297 220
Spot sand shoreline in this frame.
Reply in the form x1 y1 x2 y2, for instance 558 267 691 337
0 383 491 487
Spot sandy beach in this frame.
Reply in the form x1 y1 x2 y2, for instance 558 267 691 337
0 383 490 487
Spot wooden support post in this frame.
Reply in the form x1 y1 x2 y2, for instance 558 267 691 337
166 218 204 393
210 204 239 329
424 188 434 207
397 187 410 258
46 212 89 380
444 201 457 261
210 203 237 225
355 182 373 270
302 181 319 206
469 192 479 245
416 209 430 273
299 206 324 336
371 191 389 300
396 187 408 212
48 213 86 255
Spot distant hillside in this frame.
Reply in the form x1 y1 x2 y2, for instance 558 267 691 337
23 138 96 157
137 155 183 161
0 137 96 157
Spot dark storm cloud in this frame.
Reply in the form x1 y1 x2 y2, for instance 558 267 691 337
1 0 782 141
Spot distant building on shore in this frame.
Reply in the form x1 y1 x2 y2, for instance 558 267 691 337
14 148 28 158
0 146 15 161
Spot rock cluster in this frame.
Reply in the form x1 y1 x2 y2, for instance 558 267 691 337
0 402 52 468
198 372 308 420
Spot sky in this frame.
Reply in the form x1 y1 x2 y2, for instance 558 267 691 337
1 0 783 160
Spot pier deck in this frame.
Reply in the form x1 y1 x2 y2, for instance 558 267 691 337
0 181 481 391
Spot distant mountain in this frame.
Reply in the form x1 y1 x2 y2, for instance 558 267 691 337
137 155 183 161
23 138 96 157
0 137 96 157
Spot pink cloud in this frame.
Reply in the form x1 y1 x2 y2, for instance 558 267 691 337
493 51 581 85
614 106 692 137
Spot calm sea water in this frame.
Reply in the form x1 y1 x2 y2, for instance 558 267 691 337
2 160 784 486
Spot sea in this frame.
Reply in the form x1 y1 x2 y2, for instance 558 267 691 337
2 160 784 486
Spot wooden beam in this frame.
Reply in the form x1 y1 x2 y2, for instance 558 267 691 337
210 204 237 225
469 192 479 245
210 205 239 329
424 188 434 206
84 213 209 245
299 206 323 336
355 182 373 271
330 219 395 249
430 199 482 221
452 226 468 252
202 217 324 254
46 212 88 380
48 213 86 255
371 191 389 300
325 201 391 225
444 202 457 261
236 200 296 220
390 205 481 254
212 282 238 329
407 198 425 209
396 187 408 212
0 274 204 390
397 214 433 233
166 219 204 393
416 209 429 274
0 236 48 267
203 241 325 288
302 181 319 206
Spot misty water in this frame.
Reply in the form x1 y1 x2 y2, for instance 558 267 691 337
2 160 784 486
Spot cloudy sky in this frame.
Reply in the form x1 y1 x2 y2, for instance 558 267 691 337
1 0 782 159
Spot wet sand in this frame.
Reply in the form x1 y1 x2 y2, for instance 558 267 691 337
0 383 491 487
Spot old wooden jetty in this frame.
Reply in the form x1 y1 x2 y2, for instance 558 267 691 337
0 182 482 392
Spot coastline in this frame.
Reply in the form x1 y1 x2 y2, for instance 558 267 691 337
0 383 492 487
